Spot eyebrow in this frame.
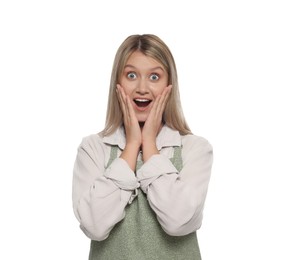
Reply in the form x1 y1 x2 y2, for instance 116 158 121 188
124 64 164 72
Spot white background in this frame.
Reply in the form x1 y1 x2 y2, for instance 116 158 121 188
0 0 288 259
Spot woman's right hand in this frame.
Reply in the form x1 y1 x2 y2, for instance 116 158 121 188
116 84 141 171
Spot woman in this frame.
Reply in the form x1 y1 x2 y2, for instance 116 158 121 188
73 34 213 259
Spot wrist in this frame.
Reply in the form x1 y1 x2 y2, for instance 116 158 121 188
120 143 140 171
126 141 141 151
142 141 159 162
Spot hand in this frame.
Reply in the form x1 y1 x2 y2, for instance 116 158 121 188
116 84 142 147
142 85 172 141
141 85 172 161
116 84 141 171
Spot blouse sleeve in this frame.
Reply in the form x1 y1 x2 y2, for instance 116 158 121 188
136 135 213 236
72 135 139 241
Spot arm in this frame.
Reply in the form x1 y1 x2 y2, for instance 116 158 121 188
137 136 213 236
72 136 139 241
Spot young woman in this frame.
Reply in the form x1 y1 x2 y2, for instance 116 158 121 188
73 34 213 260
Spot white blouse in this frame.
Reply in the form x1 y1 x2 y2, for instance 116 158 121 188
72 125 213 241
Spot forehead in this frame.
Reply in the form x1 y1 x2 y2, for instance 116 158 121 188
125 51 164 70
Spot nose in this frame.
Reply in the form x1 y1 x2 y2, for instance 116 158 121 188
136 79 149 94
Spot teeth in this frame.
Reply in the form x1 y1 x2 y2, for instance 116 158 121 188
134 99 150 102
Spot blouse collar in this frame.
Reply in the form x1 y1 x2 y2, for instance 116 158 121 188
102 124 181 150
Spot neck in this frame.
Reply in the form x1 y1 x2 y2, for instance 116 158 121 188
139 122 145 128
138 122 164 132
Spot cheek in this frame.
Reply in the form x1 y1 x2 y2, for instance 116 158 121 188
151 84 167 96
119 80 134 95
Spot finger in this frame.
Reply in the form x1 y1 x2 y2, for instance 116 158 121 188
149 94 161 119
116 84 130 122
116 85 123 106
161 85 172 111
161 85 172 103
116 85 126 113
116 84 126 105
155 85 172 118
126 97 138 123
120 86 133 122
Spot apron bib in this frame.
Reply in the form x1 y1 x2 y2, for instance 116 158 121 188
89 146 201 260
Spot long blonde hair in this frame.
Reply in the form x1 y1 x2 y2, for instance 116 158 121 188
101 34 191 136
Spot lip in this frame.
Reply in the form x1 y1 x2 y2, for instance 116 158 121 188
132 97 153 112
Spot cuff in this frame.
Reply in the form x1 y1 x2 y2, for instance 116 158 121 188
136 154 177 193
104 158 140 190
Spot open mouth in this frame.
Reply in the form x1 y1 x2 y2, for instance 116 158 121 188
133 99 152 108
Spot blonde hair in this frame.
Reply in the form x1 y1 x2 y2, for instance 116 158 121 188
101 34 192 136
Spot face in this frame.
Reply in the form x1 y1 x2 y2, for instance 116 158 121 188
119 51 169 122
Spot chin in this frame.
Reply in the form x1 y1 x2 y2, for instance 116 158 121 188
137 116 148 123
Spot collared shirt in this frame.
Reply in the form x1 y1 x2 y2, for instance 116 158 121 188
73 125 213 241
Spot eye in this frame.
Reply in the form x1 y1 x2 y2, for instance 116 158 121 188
150 73 160 81
127 72 137 80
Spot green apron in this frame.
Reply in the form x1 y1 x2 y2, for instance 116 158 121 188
89 146 201 260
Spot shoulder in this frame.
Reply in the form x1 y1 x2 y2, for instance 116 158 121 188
181 134 213 153
80 133 103 147
180 134 213 168
77 133 109 157
75 133 110 165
